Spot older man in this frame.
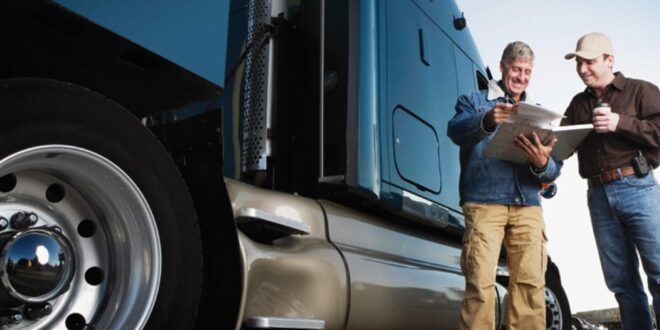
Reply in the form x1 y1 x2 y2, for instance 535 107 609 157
448 41 560 329
562 32 660 330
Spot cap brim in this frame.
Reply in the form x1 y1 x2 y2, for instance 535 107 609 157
564 51 602 60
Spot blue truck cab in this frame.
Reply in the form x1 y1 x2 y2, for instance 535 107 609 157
0 1 571 329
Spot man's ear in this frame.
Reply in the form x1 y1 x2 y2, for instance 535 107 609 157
605 54 615 69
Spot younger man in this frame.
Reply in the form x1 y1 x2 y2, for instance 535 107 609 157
562 32 660 330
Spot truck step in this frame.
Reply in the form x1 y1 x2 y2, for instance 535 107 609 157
244 316 325 329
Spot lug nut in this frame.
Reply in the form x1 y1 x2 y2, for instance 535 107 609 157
0 310 22 325
0 217 8 230
10 312 22 324
10 212 38 230
25 303 52 320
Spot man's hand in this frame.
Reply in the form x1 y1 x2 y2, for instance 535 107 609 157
592 108 619 133
514 131 557 169
483 103 515 131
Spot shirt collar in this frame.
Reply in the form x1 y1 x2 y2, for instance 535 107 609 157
586 71 625 97
611 71 625 90
487 79 527 103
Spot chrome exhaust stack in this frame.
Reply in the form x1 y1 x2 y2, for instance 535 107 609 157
241 0 288 185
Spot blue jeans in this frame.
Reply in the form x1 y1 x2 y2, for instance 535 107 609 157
588 172 660 330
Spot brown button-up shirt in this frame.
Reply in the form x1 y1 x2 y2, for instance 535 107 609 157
561 72 660 178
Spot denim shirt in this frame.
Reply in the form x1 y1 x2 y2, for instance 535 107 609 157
447 81 562 206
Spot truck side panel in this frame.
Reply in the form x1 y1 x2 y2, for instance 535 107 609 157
383 0 459 201
322 200 464 329
347 0 484 228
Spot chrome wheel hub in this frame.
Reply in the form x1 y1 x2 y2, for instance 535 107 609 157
0 228 75 303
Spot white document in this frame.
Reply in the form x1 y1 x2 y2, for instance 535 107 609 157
483 102 592 164
507 102 565 128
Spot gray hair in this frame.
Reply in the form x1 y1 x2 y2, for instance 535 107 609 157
500 41 535 66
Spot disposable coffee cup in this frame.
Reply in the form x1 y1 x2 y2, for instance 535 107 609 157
593 103 611 133
593 102 611 115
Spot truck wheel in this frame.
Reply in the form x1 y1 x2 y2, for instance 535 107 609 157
0 78 202 329
545 261 572 330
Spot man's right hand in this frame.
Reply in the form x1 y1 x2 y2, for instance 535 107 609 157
483 103 515 131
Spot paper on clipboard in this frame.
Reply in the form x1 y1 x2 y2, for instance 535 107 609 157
483 102 591 164
507 102 565 128
483 122 593 163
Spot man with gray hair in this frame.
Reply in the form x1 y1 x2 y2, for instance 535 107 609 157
448 41 561 329
562 32 660 330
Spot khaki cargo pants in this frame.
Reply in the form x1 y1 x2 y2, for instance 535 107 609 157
460 203 547 330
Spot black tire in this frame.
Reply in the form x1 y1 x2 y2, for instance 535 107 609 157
0 78 202 329
545 259 573 330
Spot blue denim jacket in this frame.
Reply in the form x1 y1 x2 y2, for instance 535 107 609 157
447 81 562 206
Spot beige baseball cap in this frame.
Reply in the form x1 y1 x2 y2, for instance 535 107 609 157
564 32 614 60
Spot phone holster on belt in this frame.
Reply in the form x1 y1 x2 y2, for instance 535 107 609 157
632 151 650 177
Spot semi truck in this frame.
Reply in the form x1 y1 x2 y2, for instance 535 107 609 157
0 0 572 329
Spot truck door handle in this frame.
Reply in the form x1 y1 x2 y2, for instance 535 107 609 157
419 28 430 66
236 207 310 243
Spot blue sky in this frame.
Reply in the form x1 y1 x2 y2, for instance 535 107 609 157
456 0 660 312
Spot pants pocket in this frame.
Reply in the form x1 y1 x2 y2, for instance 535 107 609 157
460 241 472 275
460 224 475 275
460 203 478 275
507 209 545 287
